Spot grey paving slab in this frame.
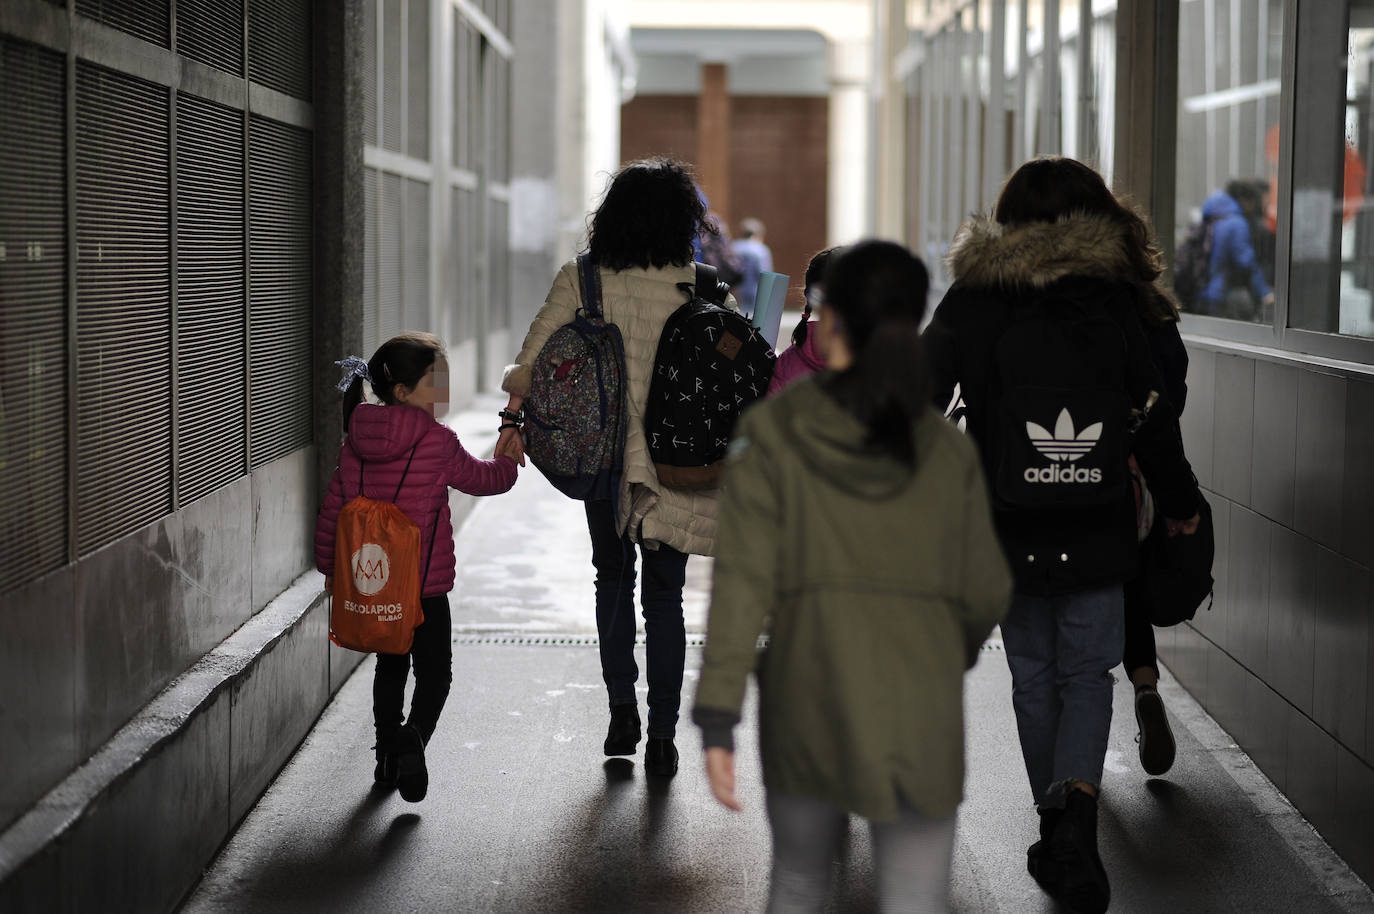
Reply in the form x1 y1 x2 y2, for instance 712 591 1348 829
182 406 1374 913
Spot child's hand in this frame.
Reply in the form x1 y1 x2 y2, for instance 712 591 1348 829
705 747 741 811
496 426 526 467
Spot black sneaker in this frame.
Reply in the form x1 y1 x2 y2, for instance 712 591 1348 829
1046 789 1110 914
644 737 678 777
374 746 398 788
1135 686 1176 776
604 704 642 756
395 724 428 803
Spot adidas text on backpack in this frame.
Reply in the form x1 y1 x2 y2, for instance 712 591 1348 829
524 254 629 502
645 263 777 490
330 448 437 654
990 293 1132 511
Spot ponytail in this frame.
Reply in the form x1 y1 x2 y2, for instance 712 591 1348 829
825 321 930 465
342 376 366 426
791 302 813 348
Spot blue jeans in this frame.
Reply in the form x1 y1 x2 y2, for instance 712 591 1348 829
585 500 689 739
1001 585 1124 808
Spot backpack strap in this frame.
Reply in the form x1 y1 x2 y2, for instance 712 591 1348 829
355 445 418 502
577 253 604 319
693 262 729 305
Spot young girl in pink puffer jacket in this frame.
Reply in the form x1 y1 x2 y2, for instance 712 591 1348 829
768 247 839 397
315 332 517 802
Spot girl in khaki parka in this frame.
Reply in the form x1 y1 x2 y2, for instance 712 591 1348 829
694 240 1012 912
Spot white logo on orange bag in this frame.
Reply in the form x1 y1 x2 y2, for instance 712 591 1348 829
351 543 391 595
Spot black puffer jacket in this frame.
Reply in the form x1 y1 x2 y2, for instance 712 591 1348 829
924 213 1199 595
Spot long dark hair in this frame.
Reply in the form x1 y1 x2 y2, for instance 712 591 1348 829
342 332 445 425
587 159 706 271
820 240 931 465
995 156 1178 323
792 246 840 348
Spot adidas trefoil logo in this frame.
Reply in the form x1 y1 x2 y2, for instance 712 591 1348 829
1024 408 1103 484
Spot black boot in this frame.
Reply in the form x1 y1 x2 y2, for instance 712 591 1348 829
394 724 428 803
1048 789 1110 914
604 703 642 756
644 737 678 777
1027 806 1063 891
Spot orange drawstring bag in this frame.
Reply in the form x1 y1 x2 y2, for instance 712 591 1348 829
329 448 434 654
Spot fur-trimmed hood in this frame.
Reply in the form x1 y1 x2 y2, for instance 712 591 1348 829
946 213 1138 289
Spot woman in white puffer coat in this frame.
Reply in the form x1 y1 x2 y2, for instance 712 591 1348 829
495 159 734 778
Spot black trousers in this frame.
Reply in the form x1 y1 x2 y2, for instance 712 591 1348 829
1122 574 1158 680
373 594 452 744
584 499 689 739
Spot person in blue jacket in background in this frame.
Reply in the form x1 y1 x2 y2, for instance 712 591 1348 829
1198 181 1273 321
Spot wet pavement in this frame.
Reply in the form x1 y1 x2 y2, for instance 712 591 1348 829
180 399 1374 913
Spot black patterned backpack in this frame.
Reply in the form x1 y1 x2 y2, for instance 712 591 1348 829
645 264 776 490
524 255 628 502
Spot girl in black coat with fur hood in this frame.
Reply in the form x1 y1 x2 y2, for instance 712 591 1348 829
923 157 1202 914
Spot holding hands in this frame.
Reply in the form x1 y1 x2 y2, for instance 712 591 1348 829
496 397 526 467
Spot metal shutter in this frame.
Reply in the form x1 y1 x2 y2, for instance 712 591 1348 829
381 0 402 153
378 172 402 344
451 186 473 344
75 0 171 48
177 0 245 76
75 62 172 554
452 20 471 170
248 116 312 467
489 196 508 332
405 0 429 159
363 0 377 145
403 177 428 331
364 166 378 352
177 94 246 505
0 38 67 589
247 0 311 101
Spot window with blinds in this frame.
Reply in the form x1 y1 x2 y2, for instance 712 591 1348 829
177 93 246 505
403 177 429 332
363 167 379 352
381 0 402 153
248 116 312 468
75 62 172 554
177 0 245 76
378 171 403 344
247 0 311 101
406 0 429 159
76 0 170 48
0 37 67 590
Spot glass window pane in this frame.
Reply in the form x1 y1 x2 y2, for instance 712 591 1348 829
1330 7 1374 337
1174 0 1282 325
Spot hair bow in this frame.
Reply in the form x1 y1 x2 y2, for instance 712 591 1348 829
334 356 371 391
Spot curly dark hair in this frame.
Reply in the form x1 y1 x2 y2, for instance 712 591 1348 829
994 156 1177 323
587 159 706 271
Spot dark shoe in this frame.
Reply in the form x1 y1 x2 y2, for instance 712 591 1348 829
395 724 428 803
644 738 679 777
1135 686 1176 776
374 746 398 788
1045 789 1110 914
1027 807 1063 891
604 704 642 756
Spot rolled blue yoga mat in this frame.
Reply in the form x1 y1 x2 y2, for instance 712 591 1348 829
751 271 789 347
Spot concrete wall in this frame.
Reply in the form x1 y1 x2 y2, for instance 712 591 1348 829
1161 339 1374 884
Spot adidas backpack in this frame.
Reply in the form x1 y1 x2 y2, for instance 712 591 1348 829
987 292 1132 511
645 264 777 490
524 254 628 502
330 448 437 654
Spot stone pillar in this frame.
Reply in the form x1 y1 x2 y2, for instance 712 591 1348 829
697 62 731 224
828 40 870 245
312 0 365 500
